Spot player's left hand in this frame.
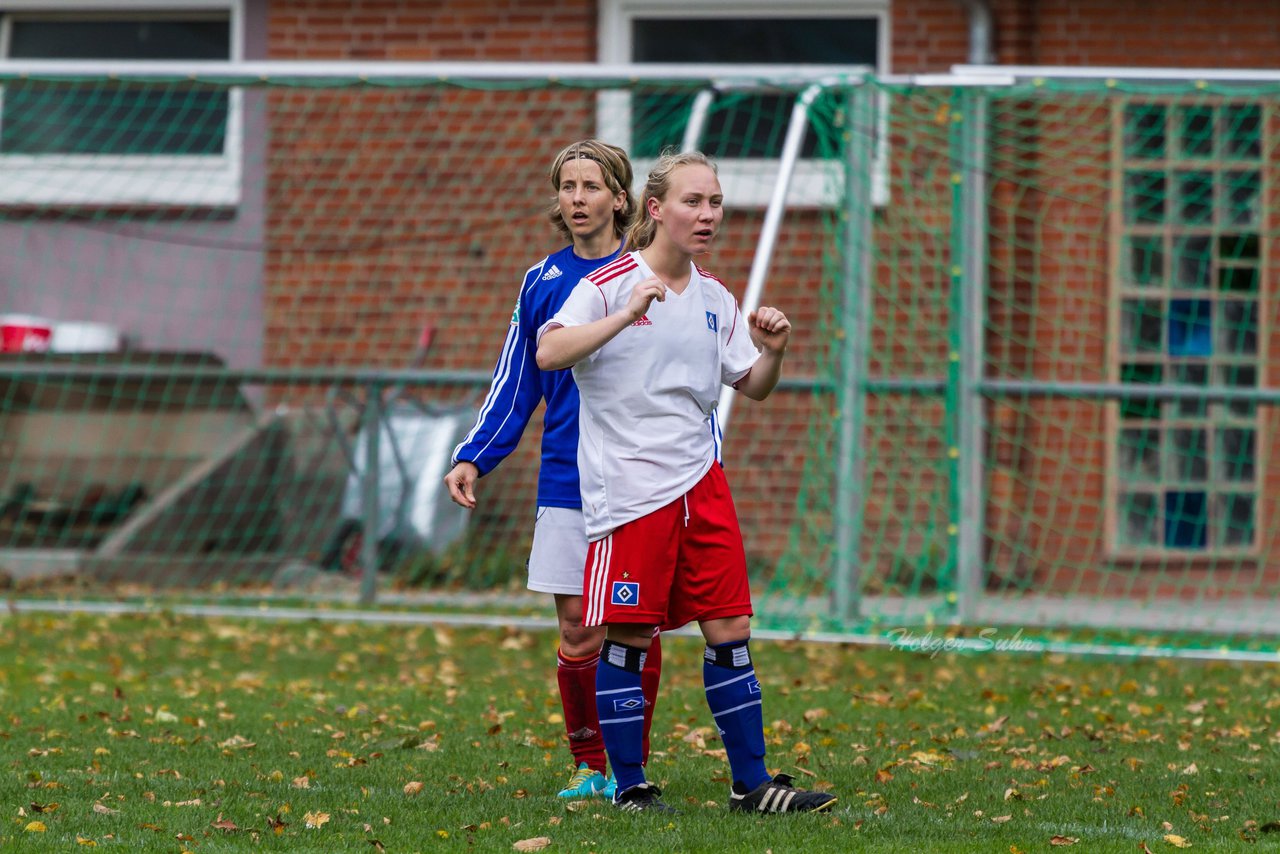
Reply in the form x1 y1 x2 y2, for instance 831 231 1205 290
747 306 791 354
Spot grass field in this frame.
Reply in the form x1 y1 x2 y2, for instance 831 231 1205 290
2 611 1279 852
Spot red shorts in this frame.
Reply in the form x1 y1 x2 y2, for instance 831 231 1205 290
582 463 752 631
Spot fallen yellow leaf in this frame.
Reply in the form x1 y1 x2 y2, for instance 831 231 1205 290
303 811 330 829
1164 835 1192 848
909 751 946 766
24 821 47 832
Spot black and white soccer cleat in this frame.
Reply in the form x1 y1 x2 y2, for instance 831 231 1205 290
612 782 678 814
729 773 837 814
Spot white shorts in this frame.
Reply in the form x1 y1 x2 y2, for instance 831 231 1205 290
527 506 589 596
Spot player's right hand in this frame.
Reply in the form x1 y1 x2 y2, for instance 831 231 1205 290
625 276 666 321
444 461 479 509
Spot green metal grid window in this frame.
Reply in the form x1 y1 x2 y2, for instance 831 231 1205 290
1114 98 1266 553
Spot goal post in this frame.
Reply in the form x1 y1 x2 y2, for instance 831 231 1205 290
3 60 1280 657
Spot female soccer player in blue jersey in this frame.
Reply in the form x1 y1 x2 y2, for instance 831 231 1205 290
445 140 661 800
536 150 837 815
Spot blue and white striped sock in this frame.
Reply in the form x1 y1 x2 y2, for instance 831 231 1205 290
597 639 648 795
704 639 769 791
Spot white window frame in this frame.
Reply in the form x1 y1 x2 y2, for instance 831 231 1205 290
0 0 243 207
597 0 890 208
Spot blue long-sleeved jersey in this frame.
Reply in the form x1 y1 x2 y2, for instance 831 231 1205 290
451 243 625 509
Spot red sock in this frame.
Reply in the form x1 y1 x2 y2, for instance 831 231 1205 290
641 632 662 765
557 649 606 773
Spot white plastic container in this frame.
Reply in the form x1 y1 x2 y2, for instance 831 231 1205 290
50 321 123 353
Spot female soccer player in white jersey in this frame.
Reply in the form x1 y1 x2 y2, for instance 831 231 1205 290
444 140 662 800
536 150 837 815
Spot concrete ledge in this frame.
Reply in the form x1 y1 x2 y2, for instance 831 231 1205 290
0 548 83 583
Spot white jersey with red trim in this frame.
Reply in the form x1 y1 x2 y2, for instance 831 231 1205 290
541 250 761 541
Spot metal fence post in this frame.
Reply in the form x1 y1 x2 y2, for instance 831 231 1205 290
360 383 382 606
953 86 989 623
835 81 876 627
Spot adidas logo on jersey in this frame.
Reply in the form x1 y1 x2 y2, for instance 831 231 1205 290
541 264 563 281
631 315 652 327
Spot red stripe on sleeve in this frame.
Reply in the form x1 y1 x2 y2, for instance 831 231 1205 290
589 255 637 284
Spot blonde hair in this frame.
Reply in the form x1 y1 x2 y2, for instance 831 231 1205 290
623 149 718 253
547 139 636 243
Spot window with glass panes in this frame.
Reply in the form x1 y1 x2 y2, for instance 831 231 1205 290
0 2 240 207
1113 99 1265 554
1 15 232 156
597 0 887 207
627 16 878 159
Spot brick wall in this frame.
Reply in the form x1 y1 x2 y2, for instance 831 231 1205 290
1021 0 1280 67
890 0 1280 70
269 0 598 61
